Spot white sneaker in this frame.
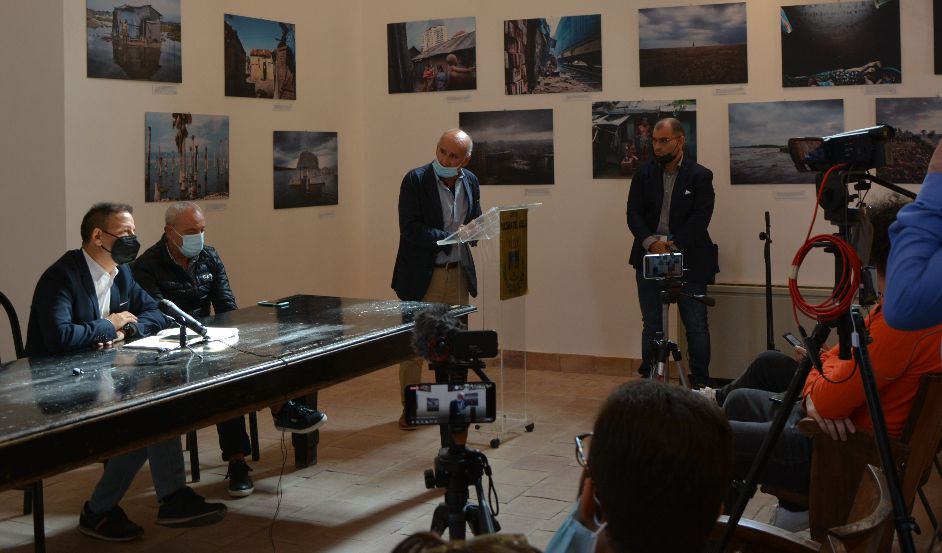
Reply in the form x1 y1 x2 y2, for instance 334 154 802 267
694 386 717 404
770 505 809 532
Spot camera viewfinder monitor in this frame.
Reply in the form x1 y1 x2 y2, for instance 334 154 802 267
643 252 684 279
404 382 496 426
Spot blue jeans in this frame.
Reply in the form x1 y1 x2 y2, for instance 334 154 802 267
87 438 186 514
636 271 711 385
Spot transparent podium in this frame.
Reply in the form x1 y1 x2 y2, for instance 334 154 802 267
438 203 540 447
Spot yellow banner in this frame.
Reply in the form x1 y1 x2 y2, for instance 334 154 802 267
500 209 528 300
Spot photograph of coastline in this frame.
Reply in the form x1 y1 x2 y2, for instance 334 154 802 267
224 14 296 99
638 3 747 87
387 17 476 94
592 100 697 179
781 0 901 87
876 98 942 184
86 0 182 82
504 15 601 94
728 100 843 184
273 131 339 209
458 110 554 185
145 113 229 202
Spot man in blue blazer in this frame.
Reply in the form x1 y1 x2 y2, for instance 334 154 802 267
627 118 718 387
392 129 482 429
26 202 226 541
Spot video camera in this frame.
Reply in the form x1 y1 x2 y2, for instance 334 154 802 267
788 124 894 173
411 306 498 364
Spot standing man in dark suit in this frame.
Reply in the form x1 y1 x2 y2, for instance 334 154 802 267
392 128 482 430
26 202 226 542
627 118 718 387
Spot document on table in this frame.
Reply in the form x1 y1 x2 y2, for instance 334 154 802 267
123 327 239 351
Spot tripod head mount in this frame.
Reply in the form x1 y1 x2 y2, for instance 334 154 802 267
655 277 716 307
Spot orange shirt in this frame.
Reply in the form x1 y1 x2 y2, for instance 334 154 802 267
802 303 942 438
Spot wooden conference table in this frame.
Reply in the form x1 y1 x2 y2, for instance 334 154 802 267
0 295 474 492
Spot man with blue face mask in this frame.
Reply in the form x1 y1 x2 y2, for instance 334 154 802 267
391 129 482 430
133 202 328 498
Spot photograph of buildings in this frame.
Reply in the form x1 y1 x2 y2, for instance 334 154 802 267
876 98 942 184
387 17 476 94
781 0 901 87
86 0 181 82
728 100 843 184
592 100 697 179
145 113 230 202
224 14 296 100
458 110 554 185
504 14 601 95
273 131 339 209
638 3 746 87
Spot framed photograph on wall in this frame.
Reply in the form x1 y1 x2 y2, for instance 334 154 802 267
781 0 900 87
876 98 942 184
145 113 229 202
728 100 843 185
592 100 697 179
458 110 554 185
86 0 181 82
387 17 476 94
638 3 747 87
224 14 296 100
504 15 601 94
273 131 339 208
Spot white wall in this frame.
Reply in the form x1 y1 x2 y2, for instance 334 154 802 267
0 0 937 363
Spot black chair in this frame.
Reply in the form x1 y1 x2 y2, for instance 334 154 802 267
1 291 44 553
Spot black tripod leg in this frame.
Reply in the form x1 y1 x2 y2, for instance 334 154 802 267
472 478 498 534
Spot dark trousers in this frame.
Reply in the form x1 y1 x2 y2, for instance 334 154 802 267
725 388 813 504
635 271 711 385
217 415 251 462
716 350 798 406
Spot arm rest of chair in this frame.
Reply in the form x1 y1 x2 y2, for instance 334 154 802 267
712 515 819 553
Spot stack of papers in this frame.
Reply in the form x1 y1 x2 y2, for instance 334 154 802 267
124 327 239 351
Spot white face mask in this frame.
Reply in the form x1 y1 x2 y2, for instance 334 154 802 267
544 502 607 553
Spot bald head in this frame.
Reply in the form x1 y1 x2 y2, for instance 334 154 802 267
654 117 685 137
438 129 473 157
435 129 473 173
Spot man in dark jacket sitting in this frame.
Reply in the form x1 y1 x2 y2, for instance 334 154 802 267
132 202 327 498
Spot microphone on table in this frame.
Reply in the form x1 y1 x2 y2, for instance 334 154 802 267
158 299 209 337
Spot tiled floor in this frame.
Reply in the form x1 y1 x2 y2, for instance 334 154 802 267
0 367 938 552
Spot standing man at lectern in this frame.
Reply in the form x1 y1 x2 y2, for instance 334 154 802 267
627 117 718 387
391 128 482 430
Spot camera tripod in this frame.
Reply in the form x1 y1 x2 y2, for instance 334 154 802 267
423 362 500 540
647 277 715 388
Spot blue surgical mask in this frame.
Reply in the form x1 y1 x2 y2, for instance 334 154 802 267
432 159 460 179
544 502 607 553
172 228 204 258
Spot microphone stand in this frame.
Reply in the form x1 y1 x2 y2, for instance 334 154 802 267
759 211 775 351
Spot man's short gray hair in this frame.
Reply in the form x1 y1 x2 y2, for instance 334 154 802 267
165 201 201 226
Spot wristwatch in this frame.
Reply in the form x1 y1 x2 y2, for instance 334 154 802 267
122 322 136 338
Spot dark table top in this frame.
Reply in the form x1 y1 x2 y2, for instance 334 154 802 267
0 295 473 489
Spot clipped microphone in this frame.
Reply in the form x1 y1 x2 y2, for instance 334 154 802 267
158 299 209 337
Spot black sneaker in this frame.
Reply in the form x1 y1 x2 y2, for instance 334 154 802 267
273 400 328 434
156 486 227 527
225 459 254 498
78 502 143 542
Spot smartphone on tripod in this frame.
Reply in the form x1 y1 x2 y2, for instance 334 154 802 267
403 382 497 426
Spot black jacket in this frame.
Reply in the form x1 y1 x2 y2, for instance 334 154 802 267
131 236 237 318
627 158 718 284
25 249 166 356
391 163 482 301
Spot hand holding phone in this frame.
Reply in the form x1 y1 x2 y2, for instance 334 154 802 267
783 332 802 348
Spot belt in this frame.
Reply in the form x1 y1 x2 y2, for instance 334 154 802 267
434 262 460 269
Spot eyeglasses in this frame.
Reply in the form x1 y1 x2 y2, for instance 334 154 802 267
575 433 592 467
653 136 681 146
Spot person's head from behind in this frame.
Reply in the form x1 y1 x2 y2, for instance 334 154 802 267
582 380 732 553
867 195 910 281
391 531 540 553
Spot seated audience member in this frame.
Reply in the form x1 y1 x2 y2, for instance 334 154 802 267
723 197 942 530
698 347 804 406
25 202 226 541
885 139 942 330
392 532 541 553
132 201 328 497
545 379 732 553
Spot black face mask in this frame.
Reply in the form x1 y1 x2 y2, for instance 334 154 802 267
101 230 141 264
655 149 679 166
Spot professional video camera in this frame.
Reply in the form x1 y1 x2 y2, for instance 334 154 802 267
408 306 501 540
788 124 895 173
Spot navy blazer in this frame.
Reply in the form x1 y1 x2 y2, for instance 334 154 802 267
626 158 718 284
25 249 167 356
391 163 482 301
